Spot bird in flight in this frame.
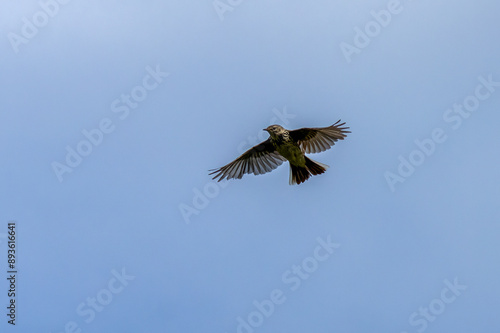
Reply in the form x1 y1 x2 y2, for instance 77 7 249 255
209 120 350 185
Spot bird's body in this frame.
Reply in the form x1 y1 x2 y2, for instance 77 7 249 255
276 141 305 167
209 120 350 185
266 126 305 167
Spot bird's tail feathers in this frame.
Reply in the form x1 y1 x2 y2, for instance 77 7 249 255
289 157 329 185
305 156 329 175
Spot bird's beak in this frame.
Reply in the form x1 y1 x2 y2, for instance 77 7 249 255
263 129 267 132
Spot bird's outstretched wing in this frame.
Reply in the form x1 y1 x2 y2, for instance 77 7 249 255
209 139 286 182
289 120 350 154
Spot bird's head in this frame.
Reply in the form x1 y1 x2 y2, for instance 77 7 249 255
263 125 285 138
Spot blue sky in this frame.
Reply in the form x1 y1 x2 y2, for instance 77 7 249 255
1 1 500 332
